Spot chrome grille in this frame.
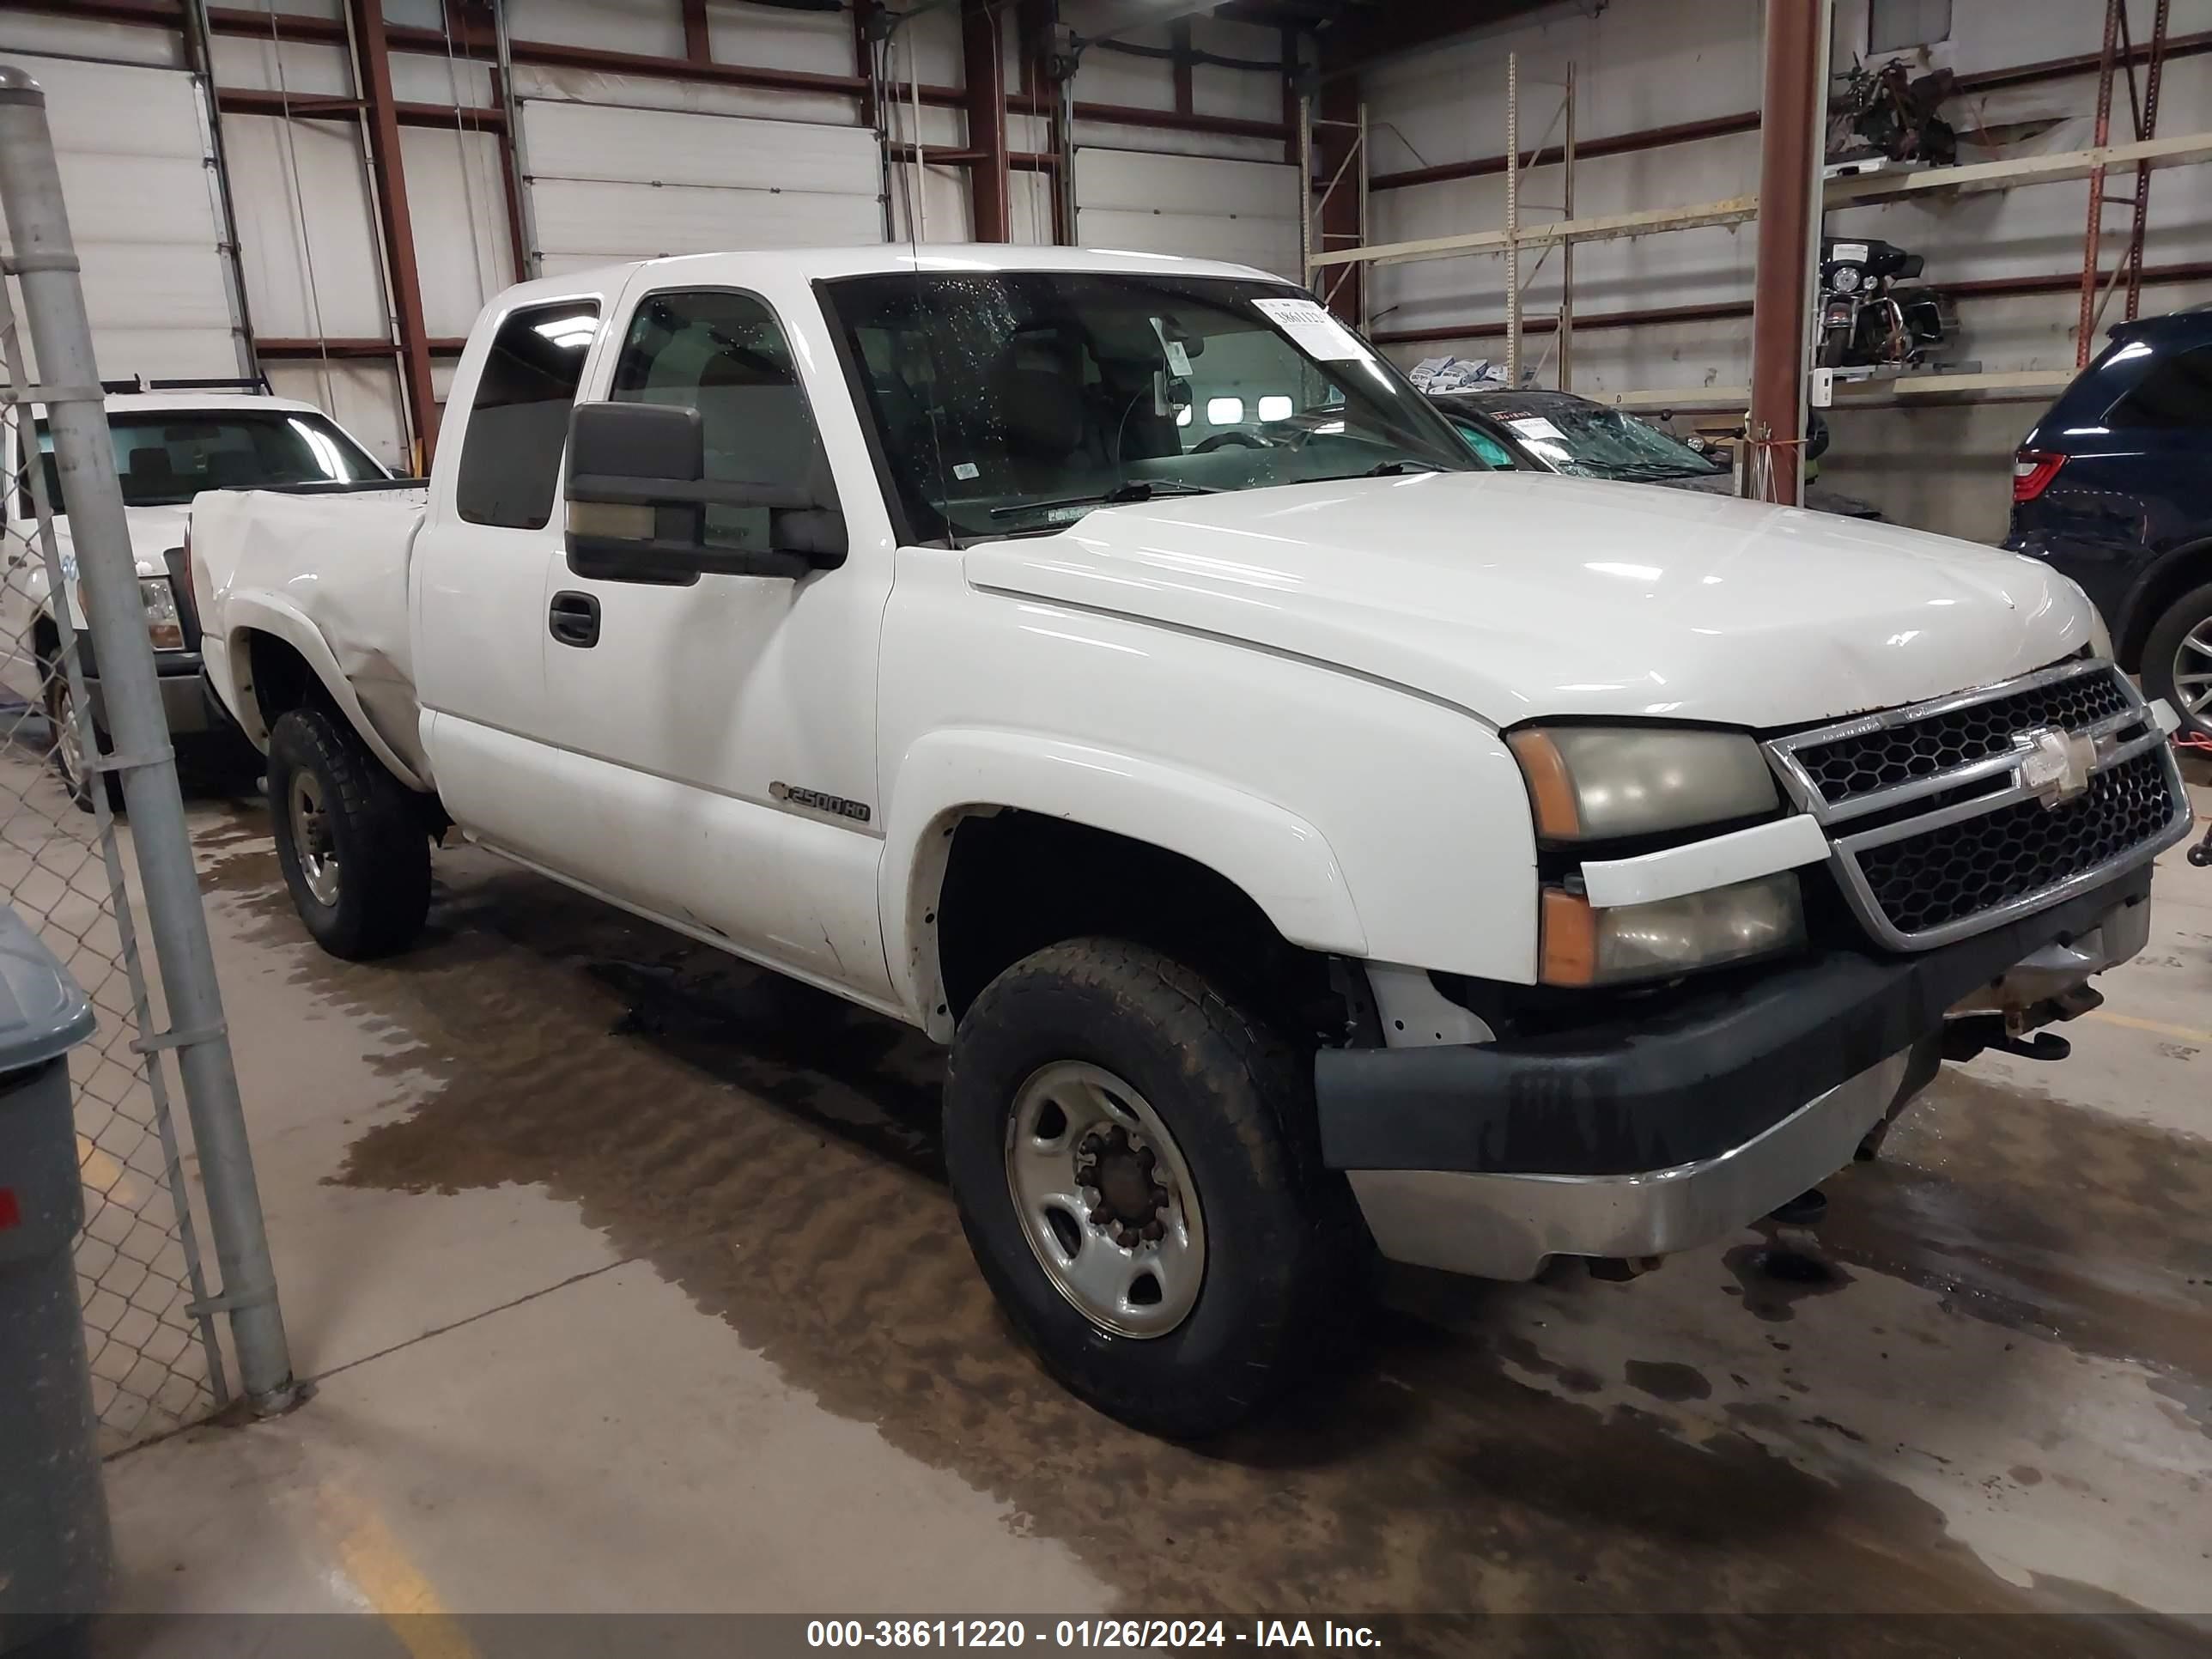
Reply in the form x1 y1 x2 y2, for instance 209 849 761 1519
1765 660 2192 951
1795 668 2134 808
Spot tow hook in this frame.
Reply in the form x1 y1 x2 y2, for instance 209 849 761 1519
1942 983 2104 1065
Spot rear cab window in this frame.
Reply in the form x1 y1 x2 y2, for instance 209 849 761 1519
455 301 602 530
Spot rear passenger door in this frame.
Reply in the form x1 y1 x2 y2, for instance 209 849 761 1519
414 287 613 866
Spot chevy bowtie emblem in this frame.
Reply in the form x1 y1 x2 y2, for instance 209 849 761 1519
2012 726 2096 810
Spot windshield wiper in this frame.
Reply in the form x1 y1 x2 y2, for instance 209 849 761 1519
990 478 1218 520
1308 459 1449 483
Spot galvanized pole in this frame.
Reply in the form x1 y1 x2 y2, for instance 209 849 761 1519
1559 62 1576 392
0 67 295 1412
1504 52 1521 389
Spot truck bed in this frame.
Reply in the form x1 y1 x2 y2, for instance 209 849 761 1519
190 483 434 787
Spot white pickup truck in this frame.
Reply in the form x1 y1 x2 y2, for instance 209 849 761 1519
2 385 388 807
188 246 2196 1437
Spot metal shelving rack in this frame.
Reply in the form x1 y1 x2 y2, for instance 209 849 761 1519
1306 10 2212 415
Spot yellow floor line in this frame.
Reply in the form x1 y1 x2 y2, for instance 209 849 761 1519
2086 1009 2212 1046
318 1482 480 1659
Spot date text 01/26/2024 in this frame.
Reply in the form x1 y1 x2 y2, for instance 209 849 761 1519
805 1620 1382 1650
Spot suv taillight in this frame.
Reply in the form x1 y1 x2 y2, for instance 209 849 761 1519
2013 450 2067 503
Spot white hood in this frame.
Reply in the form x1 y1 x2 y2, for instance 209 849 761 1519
963 471 2098 729
49 501 191 580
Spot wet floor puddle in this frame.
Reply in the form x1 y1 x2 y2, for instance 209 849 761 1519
194 817 2212 1647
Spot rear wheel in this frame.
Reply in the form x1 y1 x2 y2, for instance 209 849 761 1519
2143 582 2212 738
267 706 430 960
943 938 1361 1439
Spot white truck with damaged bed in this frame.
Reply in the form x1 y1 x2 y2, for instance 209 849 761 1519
185 246 2197 1437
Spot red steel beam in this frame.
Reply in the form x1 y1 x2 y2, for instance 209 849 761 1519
680 0 711 65
1171 19 1194 116
1747 0 1821 504
1315 74 1360 325
346 0 441 463
962 0 1012 241
216 86 506 130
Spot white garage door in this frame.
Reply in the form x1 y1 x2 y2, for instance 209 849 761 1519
1074 149 1301 281
0 52 240 380
519 100 884 276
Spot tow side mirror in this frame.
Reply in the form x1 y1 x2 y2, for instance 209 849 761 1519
562 400 847 586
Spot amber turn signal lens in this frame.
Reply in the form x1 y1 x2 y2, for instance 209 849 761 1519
1539 889 1598 988
1508 728 1583 840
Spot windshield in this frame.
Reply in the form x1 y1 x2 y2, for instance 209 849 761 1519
28 410 386 512
1489 401 1723 482
819 270 1480 542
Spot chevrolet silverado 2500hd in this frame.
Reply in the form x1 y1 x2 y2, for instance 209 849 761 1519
186 247 2197 1437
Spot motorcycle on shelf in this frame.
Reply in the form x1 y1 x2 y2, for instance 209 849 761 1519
1816 238 1958 371
1828 57 1960 169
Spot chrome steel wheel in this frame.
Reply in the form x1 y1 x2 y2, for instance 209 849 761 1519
2176 618 2212 719
1004 1060 1206 1340
288 769 341 906
50 679 84 797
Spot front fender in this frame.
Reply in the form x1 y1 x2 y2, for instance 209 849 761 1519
219 595 428 792
880 728 1366 1038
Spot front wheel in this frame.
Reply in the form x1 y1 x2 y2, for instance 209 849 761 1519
2142 581 2212 738
267 706 431 960
943 938 1360 1438
43 672 120 815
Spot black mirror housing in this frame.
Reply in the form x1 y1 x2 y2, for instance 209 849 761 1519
563 400 847 586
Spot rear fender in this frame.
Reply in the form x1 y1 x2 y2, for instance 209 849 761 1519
220 594 428 791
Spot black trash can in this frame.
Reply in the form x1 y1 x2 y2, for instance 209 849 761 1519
0 907 107 1654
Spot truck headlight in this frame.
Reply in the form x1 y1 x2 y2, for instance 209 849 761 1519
1508 725 1779 841
1540 873 1805 987
141 577 185 652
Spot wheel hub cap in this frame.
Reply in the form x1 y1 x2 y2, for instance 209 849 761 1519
2177 620 2212 719
289 772 340 906
1004 1060 1206 1340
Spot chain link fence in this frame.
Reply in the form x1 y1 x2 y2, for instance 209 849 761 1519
0 292 229 1453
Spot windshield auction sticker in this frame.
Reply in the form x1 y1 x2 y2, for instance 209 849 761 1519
1252 297 1374 364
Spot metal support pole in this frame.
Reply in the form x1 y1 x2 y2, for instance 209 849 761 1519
347 0 439 466
1559 62 1575 392
1297 92 1314 283
182 0 263 383
1356 100 1370 333
2124 0 2171 323
492 0 541 277
1504 52 1521 388
1747 0 1822 505
2077 0 2123 368
0 68 295 1413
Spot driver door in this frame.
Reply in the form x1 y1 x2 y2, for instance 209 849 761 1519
538 277 895 1003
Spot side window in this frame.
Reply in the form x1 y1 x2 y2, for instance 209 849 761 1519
610 289 820 552
2107 344 2212 431
455 301 600 530
1451 420 1514 470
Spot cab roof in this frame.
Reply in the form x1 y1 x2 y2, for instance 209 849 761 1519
495 243 1290 307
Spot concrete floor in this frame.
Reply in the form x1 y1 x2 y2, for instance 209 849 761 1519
52 757 2212 1651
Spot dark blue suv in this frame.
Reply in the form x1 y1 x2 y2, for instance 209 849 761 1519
2008 307 2212 735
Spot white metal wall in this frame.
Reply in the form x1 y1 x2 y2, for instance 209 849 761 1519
0 50 240 381
0 0 1292 461
1074 149 1302 278
519 99 884 275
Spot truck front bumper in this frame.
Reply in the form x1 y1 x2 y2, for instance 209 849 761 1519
1317 870 2155 1281
81 647 213 738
